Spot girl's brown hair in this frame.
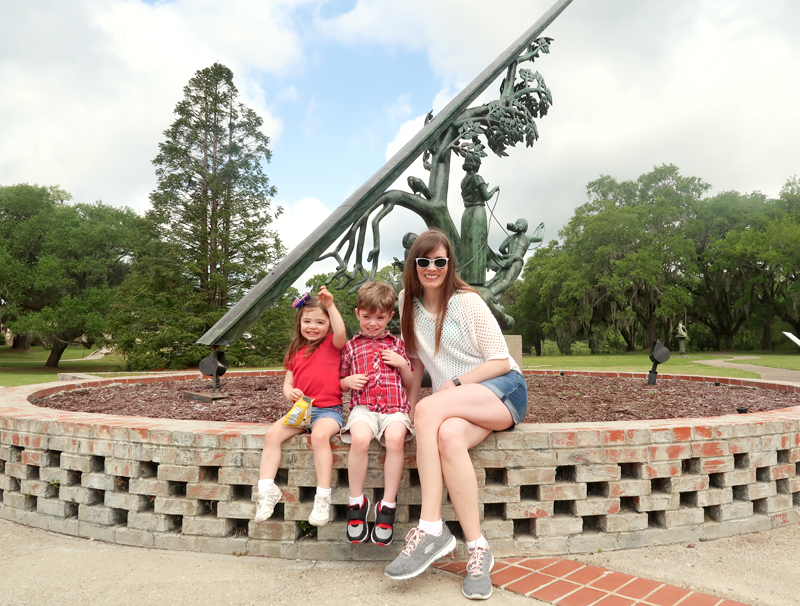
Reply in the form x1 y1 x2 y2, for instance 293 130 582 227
283 297 332 368
400 229 473 357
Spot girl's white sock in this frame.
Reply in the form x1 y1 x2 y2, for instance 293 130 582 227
349 494 365 506
257 479 274 493
316 486 332 498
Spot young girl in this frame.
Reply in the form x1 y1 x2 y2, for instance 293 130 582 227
254 286 347 527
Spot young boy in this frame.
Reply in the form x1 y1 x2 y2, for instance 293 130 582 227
339 281 414 545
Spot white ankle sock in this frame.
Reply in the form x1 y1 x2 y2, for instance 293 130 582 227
381 500 396 509
257 479 274 493
316 486 332 497
418 518 442 536
467 535 489 550
349 494 364 506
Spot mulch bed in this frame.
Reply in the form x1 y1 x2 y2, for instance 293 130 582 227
32 375 800 424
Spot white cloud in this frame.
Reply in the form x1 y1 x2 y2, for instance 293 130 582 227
0 0 306 212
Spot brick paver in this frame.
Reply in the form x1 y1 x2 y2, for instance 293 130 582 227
434 557 733 606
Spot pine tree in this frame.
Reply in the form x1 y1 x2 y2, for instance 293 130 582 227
148 62 283 309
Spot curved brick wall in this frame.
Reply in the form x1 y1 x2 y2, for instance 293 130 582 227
1 370 799 560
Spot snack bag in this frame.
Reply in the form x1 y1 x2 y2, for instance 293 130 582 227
282 395 314 428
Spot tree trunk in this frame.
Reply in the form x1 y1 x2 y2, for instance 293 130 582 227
11 334 32 352
533 339 542 356
724 333 733 350
761 315 773 350
45 341 70 368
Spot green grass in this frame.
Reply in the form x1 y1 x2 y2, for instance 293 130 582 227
520 351 764 379
5 345 799 388
0 345 125 388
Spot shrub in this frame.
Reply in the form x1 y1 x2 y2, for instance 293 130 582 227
570 341 591 355
541 340 560 356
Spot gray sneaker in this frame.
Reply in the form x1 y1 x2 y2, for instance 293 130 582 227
384 524 456 580
462 546 495 600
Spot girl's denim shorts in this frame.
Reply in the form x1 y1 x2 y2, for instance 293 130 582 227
309 405 344 429
480 370 528 429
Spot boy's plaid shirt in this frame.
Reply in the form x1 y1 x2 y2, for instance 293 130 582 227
339 331 412 414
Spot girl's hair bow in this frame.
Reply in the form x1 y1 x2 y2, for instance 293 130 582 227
292 292 311 309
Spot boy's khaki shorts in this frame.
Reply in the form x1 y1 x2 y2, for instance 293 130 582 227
340 405 414 446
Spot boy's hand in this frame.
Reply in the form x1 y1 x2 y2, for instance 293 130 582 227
381 350 408 368
287 388 304 402
317 286 334 307
342 374 368 390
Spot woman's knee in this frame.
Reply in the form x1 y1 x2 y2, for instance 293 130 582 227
437 419 468 457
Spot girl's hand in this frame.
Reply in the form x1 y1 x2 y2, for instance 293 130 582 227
381 350 407 369
317 286 334 307
342 374 368 390
287 388 304 402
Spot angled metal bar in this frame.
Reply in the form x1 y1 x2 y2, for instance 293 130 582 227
198 0 574 346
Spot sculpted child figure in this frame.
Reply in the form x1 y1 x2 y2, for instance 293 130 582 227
340 281 414 546
254 286 346 527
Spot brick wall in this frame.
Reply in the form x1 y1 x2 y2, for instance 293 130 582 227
1 371 799 560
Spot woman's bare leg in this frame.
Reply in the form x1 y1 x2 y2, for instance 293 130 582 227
438 417 493 541
413 384 512 522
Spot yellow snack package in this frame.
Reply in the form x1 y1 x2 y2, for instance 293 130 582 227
282 395 314 428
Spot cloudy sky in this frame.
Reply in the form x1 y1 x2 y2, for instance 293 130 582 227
2 0 799 287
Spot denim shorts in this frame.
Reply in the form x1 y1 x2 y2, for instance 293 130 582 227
309 405 344 429
481 370 528 429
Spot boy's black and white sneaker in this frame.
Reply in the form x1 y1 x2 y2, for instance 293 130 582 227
370 501 396 546
346 497 371 543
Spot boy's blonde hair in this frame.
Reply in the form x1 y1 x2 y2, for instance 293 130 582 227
356 281 396 313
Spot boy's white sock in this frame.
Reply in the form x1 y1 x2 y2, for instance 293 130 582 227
418 518 442 536
349 494 365 506
316 486 332 498
467 535 489 550
257 479 275 493
380 500 396 509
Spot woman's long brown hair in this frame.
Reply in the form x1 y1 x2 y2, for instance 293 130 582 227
283 297 331 369
401 229 473 357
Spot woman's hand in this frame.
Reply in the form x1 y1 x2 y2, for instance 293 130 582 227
439 379 458 391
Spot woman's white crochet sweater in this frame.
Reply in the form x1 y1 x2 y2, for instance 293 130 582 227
399 290 520 392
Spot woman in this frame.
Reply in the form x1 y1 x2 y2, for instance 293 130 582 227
384 230 528 600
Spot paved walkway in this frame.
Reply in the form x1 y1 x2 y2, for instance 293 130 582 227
691 355 800 384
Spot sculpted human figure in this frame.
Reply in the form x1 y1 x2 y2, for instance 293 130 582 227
459 155 498 285
485 219 543 297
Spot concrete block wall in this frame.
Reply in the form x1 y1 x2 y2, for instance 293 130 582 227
1 370 799 560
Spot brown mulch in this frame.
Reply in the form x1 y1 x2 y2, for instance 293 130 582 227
32 375 800 424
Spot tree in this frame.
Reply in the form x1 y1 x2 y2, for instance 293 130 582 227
110 63 285 370
0 184 147 366
148 62 283 310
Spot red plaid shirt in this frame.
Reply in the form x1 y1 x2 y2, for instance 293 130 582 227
340 331 412 414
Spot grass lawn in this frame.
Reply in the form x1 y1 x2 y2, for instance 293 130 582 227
0 345 125 388
520 351 766 379
4 346 799 388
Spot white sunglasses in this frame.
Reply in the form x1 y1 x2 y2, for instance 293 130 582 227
415 257 449 269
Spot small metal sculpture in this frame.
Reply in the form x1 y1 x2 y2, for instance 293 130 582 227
486 219 544 297
676 321 688 356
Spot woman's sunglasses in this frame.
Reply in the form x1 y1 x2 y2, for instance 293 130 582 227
415 257 449 269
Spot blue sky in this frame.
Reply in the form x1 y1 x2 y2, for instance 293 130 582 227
2 0 800 288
